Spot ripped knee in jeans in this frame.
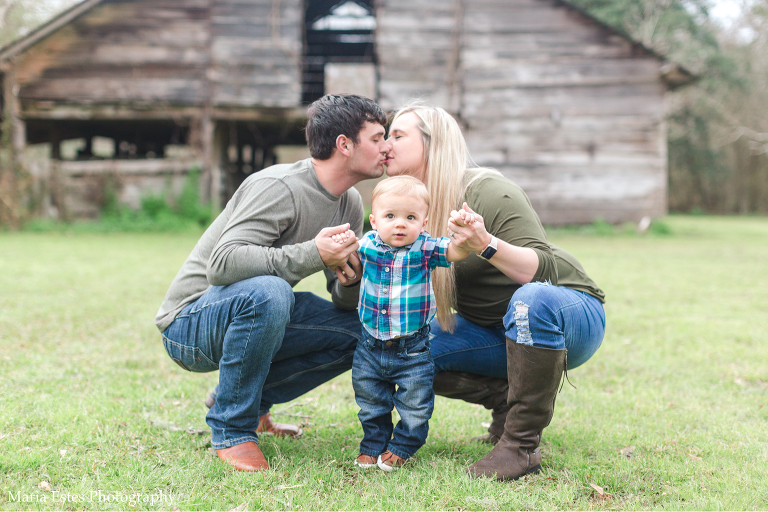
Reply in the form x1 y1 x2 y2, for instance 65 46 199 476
513 301 533 346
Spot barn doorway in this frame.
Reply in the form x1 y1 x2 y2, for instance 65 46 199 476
303 0 377 104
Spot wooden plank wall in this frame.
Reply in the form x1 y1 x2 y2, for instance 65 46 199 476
210 0 302 107
15 0 211 105
378 0 668 224
376 0 459 110
13 0 303 110
461 0 668 224
7 0 669 223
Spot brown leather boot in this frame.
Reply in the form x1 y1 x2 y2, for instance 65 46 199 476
204 392 303 438
204 391 216 409
217 441 269 472
468 339 565 481
257 413 303 438
433 371 509 444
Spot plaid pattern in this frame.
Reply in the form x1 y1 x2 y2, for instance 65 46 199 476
358 231 451 340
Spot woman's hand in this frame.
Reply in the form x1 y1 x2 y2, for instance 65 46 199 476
448 203 540 284
448 203 491 254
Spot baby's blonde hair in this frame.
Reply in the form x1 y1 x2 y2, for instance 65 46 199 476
371 175 430 211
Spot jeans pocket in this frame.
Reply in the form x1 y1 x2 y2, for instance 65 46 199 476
402 337 431 360
162 336 218 373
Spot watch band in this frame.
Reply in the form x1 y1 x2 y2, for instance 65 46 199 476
479 235 498 260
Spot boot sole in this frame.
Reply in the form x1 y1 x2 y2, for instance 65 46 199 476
467 464 542 481
498 464 541 482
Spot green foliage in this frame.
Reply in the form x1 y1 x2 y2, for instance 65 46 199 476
591 218 616 236
139 193 169 220
100 174 122 218
0 1 78 47
649 218 673 235
175 168 213 227
668 103 730 212
567 0 722 73
363 205 373 234
546 217 674 237
22 170 213 233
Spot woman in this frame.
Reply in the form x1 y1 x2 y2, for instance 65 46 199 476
384 104 606 481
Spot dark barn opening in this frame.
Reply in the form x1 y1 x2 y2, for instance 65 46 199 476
220 120 307 201
25 119 189 160
302 0 376 104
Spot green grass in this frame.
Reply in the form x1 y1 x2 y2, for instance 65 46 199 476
1 215 767 510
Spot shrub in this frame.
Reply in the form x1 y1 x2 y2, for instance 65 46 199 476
22 169 213 233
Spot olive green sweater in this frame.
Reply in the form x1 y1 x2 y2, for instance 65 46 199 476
454 172 605 327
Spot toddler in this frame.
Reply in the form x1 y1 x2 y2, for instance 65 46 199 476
335 175 472 471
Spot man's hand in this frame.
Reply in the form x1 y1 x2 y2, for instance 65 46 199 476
335 251 363 287
316 223 360 269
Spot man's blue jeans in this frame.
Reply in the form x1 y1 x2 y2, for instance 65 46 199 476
161 276 361 450
352 326 435 460
430 282 605 378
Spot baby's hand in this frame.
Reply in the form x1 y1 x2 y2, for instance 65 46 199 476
331 229 355 245
449 208 476 226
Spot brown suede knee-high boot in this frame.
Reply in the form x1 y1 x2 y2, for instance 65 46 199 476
468 339 565 481
432 371 510 444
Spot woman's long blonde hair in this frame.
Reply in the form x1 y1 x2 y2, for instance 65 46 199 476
390 104 491 333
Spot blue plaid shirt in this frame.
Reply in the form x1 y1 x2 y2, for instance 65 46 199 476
358 231 452 340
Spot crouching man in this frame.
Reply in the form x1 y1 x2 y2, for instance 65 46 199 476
155 95 389 471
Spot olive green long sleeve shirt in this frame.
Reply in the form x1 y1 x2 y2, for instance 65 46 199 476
454 172 605 327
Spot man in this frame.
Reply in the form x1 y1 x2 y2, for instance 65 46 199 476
155 95 388 471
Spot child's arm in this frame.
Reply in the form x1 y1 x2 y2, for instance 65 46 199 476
446 239 471 262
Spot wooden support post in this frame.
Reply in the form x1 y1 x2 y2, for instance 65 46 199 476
47 124 62 219
200 112 218 211
1 63 27 227
49 159 65 221
188 115 207 205
210 120 223 214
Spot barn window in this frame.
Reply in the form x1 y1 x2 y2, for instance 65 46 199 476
303 0 376 104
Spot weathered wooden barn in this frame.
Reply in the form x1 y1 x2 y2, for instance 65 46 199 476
0 0 692 223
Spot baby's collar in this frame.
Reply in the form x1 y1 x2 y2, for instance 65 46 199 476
372 231 426 251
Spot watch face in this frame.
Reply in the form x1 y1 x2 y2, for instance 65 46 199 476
481 246 497 260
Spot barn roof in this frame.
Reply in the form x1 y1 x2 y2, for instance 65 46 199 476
0 0 694 87
0 0 103 63
554 0 695 88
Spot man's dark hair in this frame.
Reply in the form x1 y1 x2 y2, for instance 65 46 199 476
305 94 387 160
